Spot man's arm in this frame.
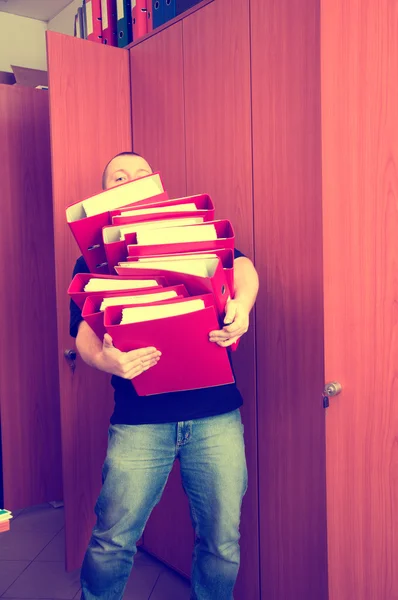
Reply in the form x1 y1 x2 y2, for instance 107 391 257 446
209 256 259 347
76 321 161 379
231 256 259 313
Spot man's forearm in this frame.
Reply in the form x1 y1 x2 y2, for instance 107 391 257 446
233 257 259 312
75 321 104 370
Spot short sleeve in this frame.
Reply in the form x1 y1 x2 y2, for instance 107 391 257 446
69 256 90 338
234 248 246 260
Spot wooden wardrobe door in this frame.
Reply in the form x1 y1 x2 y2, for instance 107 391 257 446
47 32 132 571
321 1 398 598
250 1 328 599
130 22 187 199
183 2 258 598
0 84 62 509
130 22 194 578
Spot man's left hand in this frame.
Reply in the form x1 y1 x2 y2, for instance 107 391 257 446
209 299 249 347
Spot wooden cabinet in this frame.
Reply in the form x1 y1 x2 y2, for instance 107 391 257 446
0 84 62 510
47 0 398 597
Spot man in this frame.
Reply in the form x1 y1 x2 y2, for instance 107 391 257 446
70 152 259 600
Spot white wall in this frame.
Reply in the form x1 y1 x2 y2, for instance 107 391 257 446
47 0 81 36
0 13 47 72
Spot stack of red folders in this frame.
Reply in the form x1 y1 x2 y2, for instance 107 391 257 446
67 174 238 396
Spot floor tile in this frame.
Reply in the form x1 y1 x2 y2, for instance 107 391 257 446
149 569 191 600
35 529 65 562
0 529 57 561
8 510 24 520
123 562 164 600
11 507 64 535
134 549 162 568
0 560 30 596
2 561 80 599
70 562 164 600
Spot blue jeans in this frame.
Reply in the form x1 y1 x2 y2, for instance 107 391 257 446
80 409 247 600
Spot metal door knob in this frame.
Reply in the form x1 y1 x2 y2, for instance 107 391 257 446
324 382 342 397
64 349 77 361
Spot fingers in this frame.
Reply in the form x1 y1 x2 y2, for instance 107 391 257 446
103 333 114 348
209 326 247 344
209 330 230 343
124 357 160 380
224 303 238 326
118 354 160 379
216 336 240 348
222 322 243 335
209 318 247 338
125 346 160 361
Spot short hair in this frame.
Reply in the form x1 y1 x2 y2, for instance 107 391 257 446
101 151 151 190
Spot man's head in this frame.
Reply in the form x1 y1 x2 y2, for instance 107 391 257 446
102 152 152 190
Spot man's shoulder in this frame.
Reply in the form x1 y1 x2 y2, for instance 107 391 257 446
234 248 246 260
72 255 90 276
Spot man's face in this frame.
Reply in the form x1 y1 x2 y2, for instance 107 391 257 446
104 154 152 190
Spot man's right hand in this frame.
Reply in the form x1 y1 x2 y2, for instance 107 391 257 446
97 333 161 379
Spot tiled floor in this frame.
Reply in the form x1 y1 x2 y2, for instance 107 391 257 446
0 505 191 600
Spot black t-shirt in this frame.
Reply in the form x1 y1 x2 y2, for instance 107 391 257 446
70 251 245 425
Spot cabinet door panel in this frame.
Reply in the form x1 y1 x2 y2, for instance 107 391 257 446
130 22 187 199
47 32 132 571
251 1 328 599
0 85 62 510
130 23 193 578
183 2 258 598
322 1 398 598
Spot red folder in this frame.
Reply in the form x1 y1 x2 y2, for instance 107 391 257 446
112 193 215 225
122 249 241 352
68 272 168 309
66 173 167 274
101 0 117 45
126 220 235 259
115 256 231 319
103 214 215 273
132 0 148 39
82 284 188 339
85 0 103 42
127 248 235 294
104 294 235 395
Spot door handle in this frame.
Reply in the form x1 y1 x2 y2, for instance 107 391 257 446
64 349 77 361
64 349 77 373
324 382 342 397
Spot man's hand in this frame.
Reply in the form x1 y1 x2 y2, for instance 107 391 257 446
97 333 161 379
209 299 249 347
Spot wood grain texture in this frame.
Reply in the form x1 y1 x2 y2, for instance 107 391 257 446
0 85 62 509
183 3 259 598
130 22 194 577
321 1 398 598
129 22 187 199
126 0 214 50
250 1 328 599
46 32 132 571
